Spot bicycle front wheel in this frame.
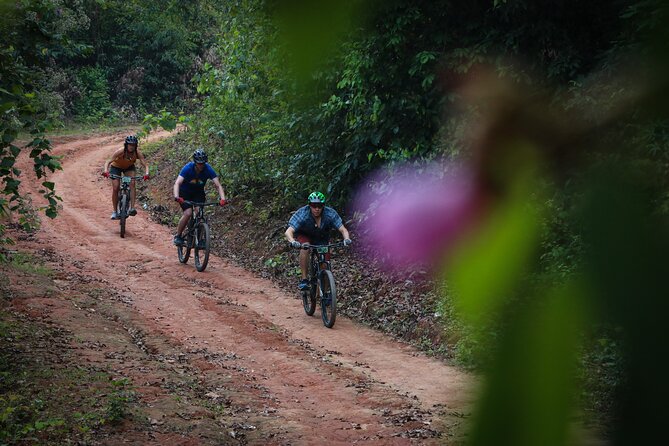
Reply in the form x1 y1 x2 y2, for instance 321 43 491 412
302 280 317 316
319 270 337 328
177 240 191 263
302 257 317 315
194 222 210 272
177 226 192 264
118 193 128 238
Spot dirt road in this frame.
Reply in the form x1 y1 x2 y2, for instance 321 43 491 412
12 131 474 444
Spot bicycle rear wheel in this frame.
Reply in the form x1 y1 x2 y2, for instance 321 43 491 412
194 222 210 272
320 270 337 328
118 193 128 238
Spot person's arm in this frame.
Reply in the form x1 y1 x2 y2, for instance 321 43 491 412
136 149 150 176
338 225 351 241
211 177 226 201
285 225 303 248
173 176 184 199
285 226 297 243
103 149 123 174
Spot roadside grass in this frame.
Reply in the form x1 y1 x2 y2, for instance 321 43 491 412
8 252 51 276
0 309 139 444
0 257 140 446
44 121 138 138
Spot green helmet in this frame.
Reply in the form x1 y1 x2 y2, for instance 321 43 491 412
307 191 325 204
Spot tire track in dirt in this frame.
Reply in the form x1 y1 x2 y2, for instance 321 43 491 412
18 130 475 444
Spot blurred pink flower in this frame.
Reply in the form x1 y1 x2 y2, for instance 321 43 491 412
353 162 484 273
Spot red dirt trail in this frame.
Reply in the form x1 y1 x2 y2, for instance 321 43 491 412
12 130 475 445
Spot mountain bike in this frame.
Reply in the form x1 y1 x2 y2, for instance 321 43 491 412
177 200 219 272
108 174 144 238
296 241 347 328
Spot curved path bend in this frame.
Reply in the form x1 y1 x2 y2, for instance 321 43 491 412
18 131 475 445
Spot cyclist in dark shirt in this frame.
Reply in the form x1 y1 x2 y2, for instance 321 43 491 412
285 191 351 290
172 148 227 246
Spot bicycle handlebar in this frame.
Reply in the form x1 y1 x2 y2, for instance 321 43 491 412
182 200 220 207
297 241 348 250
108 174 146 180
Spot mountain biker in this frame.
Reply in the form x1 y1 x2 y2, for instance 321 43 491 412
285 191 352 290
102 135 150 219
172 148 227 246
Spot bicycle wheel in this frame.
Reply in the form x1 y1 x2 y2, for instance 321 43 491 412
194 221 210 272
320 270 337 328
302 256 317 315
177 224 192 264
118 193 128 238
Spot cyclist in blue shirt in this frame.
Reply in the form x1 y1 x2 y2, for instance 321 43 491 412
172 148 227 246
285 191 352 290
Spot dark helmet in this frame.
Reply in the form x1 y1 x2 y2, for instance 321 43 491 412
307 191 325 204
124 135 138 145
193 148 208 163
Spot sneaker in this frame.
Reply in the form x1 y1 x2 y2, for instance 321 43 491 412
128 208 137 216
173 235 185 246
298 279 309 291
110 211 118 220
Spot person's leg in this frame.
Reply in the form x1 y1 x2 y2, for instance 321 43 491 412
296 234 311 289
130 181 136 209
110 179 120 219
111 179 119 211
299 249 309 279
177 208 193 236
126 168 137 214
109 166 122 218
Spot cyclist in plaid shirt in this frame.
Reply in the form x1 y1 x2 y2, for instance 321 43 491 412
285 191 352 290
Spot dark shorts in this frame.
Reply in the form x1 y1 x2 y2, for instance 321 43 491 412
178 189 206 210
296 234 331 260
109 165 136 176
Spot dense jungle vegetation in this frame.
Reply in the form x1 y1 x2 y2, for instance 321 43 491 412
3 0 669 444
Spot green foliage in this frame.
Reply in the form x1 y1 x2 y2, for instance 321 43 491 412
105 378 135 423
9 252 51 276
137 109 189 140
69 0 219 114
72 66 113 123
1 1 66 248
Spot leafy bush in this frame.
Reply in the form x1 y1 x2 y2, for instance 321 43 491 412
72 66 113 123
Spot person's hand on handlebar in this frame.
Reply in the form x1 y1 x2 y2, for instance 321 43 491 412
174 197 185 204
143 174 150 181
219 198 228 207
343 238 352 246
290 240 302 249
102 171 110 178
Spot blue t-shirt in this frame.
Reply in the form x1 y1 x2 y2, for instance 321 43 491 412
178 162 218 195
288 205 343 243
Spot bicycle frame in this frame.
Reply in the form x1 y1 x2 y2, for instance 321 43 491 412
108 174 143 238
298 241 346 328
177 200 219 272
183 200 218 236
109 174 143 202
304 241 345 273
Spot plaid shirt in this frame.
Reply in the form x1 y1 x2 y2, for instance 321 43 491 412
288 205 343 243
